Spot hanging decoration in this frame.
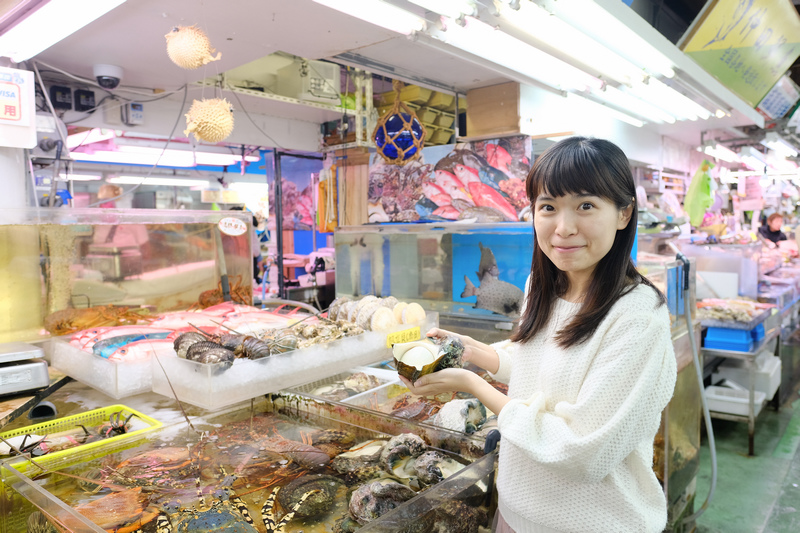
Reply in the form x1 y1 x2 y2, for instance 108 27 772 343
184 98 234 143
373 81 426 165
165 25 221 70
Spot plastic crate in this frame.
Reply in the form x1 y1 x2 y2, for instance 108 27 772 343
705 386 766 417
713 354 781 400
0 404 161 466
704 327 754 352
428 91 455 110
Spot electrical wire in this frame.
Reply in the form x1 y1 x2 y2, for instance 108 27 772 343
226 85 284 149
86 84 189 207
32 61 67 144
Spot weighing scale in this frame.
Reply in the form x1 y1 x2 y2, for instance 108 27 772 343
0 343 49 396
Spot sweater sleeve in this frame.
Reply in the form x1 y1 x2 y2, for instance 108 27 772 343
488 339 515 384
496 302 677 484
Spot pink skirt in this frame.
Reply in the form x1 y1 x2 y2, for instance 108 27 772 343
493 511 516 533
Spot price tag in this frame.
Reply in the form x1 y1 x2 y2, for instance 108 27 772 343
386 326 421 348
218 217 247 236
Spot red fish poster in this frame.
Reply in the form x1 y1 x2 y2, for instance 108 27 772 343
367 135 532 223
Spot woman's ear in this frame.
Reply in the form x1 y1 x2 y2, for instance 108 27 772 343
617 201 634 230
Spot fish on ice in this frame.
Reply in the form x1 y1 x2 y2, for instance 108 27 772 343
461 243 524 317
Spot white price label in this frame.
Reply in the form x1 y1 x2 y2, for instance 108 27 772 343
218 217 247 236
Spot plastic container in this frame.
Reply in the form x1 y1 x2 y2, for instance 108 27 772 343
705 386 766 417
427 91 455 110
286 366 399 402
712 354 781 400
430 128 454 144
51 338 174 398
0 404 161 466
703 327 754 352
151 313 438 410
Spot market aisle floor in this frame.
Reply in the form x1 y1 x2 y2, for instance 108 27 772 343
695 392 800 533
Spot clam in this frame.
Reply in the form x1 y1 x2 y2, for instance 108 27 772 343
379 433 427 477
277 474 344 518
431 399 487 435
413 451 465 485
348 479 416 525
392 336 464 382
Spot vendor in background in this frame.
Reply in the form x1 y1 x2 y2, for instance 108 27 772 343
230 206 264 283
759 213 788 247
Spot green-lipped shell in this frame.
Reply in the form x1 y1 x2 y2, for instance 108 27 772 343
392 337 464 382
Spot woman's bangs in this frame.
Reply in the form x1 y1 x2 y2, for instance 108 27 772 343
529 146 616 201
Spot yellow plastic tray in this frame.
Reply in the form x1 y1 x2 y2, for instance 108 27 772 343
0 404 161 467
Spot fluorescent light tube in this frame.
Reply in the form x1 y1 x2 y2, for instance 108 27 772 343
66 128 116 150
494 1 645 86
626 78 712 121
409 0 475 19
108 176 209 187
761 132 799 158
566 93 644 128
590 85 676 124
429 16 602 92
548 0 675 78
0 0 126 62
61 173 102 181
703 144 739 163
71 146 259 167
739 146 767 171
312 0 426 34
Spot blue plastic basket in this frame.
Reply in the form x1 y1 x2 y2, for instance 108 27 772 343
704 327 754 352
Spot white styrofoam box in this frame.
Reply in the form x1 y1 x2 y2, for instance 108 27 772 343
705 386 766 417
713 354 781 400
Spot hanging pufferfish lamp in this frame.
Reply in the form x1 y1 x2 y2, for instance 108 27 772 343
164 25 234 143
373 81 426 165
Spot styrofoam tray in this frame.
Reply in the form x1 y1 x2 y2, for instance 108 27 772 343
712 355 781 400
51 339 173 399
705 386 766 417
151 313 438 410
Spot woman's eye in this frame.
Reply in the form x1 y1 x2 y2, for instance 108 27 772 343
538 204 554 212
580 202 594 210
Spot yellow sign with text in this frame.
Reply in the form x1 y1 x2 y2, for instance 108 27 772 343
681 0 800 107
386 326 421 348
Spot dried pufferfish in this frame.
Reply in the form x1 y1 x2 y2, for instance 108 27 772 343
184 98 234 143
165 25 221 70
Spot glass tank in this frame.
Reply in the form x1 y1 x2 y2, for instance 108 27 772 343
335 223 532 330
0 208 253 343
637 253 696 332
680 242 761 299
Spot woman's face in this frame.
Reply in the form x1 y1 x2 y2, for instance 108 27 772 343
534 192 632 285
769 216 783 232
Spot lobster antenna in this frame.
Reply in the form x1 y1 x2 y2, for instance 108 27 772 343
210 319 242 334
187 322 215 338
152 352 199 433
0 435 47 474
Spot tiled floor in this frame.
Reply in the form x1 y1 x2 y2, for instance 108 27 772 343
695 396 800 533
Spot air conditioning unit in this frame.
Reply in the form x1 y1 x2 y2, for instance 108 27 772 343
276 59 341 105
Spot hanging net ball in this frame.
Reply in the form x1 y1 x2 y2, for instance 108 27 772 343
184 98 234 143
165 25 221 70
373 82 426 165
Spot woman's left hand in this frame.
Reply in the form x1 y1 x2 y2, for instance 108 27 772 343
398 368 478 397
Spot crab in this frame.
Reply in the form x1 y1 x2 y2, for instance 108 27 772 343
149 485 318 533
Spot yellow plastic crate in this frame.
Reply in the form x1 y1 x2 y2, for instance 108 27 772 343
434 111 455 128
430 128 454 144
428 91 455 110
0 404 161 467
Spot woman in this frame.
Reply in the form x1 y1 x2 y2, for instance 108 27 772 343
758 213 787 246
400 137 677 533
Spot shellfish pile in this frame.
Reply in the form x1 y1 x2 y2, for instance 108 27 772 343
327 296 427 332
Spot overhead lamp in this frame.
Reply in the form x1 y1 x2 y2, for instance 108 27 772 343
408 0 475 19
702 143 739 163
66 128 116 150
61 173 102 181
626 78 712 121
0 0 126 62
71 144 260 168
590 85 676 124
545 0 675 79
761 132 799 158
428 16 602 92
566 93 644 128
738 146 767 171
493 0 646 86
312 0 426 35
107 176 209 187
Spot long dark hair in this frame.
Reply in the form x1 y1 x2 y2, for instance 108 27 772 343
512 137 664 347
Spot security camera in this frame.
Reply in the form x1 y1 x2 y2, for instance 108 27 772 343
93 64 123 89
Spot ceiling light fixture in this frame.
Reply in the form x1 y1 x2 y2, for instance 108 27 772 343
626 77 713 121
61 173 102 181
107 176 210 187
427 16 603 92
66 128 117 150
761 132 799 158
493 0 646 86
739 146 767 171
566 93 644 128
312 0 426 35
408 0 475 19
702 143 739 163
0 0 126 62
590 85 676 124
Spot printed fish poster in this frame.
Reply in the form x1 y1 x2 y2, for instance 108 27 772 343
368 135 532 224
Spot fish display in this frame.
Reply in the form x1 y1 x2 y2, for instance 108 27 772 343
367 136 532 223
461 243 524 317
92 332 173 358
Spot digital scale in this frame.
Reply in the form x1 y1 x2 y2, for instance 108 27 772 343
0 343 49 396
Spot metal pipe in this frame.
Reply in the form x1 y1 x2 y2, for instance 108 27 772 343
274 150 285 300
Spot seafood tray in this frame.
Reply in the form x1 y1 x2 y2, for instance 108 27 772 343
699 308 774 331
51 338 174 398
1 391 494 533
151 313 439 410
0 404 160 466
288 366 399 403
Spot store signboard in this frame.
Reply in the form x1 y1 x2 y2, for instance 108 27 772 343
757 74 800 120
0 66 35 148
681 0 800 108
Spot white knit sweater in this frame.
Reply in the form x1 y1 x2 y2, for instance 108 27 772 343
490 284 677 533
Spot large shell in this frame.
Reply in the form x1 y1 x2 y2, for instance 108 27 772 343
431 398 486 435
277 474 344 518
370 307 397 332
184 98 234 143
392 336 464 382
348 480 416 525
413 451 465 485
165 25 221 70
